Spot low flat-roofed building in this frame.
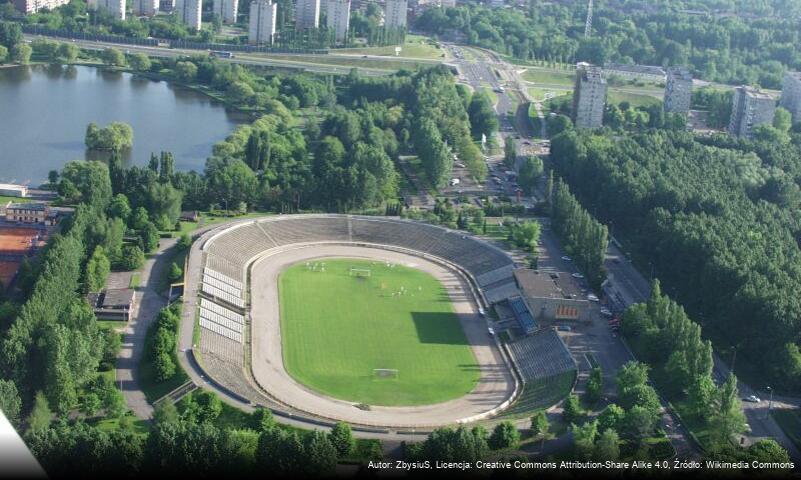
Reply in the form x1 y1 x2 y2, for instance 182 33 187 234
88 288 136 321
0 184 27 198
514 269 590 323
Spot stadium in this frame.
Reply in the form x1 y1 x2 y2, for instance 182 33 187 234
182 214 576 430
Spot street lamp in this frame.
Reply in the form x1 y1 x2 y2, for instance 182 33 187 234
766 386 774 420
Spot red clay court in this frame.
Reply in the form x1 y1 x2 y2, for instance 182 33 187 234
0 261 20 289
0 227 42 255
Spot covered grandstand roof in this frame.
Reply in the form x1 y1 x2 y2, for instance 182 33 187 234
507 328 577 383
514 269 585 301
509 297 537 334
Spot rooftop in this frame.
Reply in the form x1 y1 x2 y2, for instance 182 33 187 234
667 66 693 81
514 269 587 301
0 184 27 192
576 62 606 84
738 86 774 100
6 202 47 211
100 288 135 308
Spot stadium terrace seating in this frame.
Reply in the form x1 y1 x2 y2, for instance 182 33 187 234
199 327 243 365
507 329 576 383
476 265 516 287
484 279 521 305
204 268 243 291
259 216 351 246
204 254 243 282
207 223 276 268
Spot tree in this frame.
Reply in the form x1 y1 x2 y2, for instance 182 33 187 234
503 136 517 168
594 428 620 461
529 411 549 437
0 379 20 425
101 48 126 67
585 367 603 404
11 43 31 64
250 407 275 432
153 401 180 425
57 42 79 63
488 421 519 450
28 391 52 433
773 107 792 133
0 45 8 64
623 405 656 445
467 90 498 140
0 22 22 49
121 245 145 271
304 430 337 475
85 246 111 292
168 262 183 283
562 394 582 424
572 420 597 459
129 53 152 72
518 156 543 194
140 221 160 253
174 61 198 82
710 374 747 444
108 194 132 222
328 422 354 458
597 403 625 433
616 361 649 395
177 233 192 251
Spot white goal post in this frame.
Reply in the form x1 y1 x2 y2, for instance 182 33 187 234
349 267 372 277
373 368 399 378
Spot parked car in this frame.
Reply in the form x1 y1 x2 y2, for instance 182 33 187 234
571 273 584 279
487 327 495 336
561 255 572 261
587 294 600 302
556 325 572 332
744 395 761 403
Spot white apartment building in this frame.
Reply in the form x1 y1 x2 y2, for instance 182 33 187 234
249 0 278 45
327 0 350 43
780 71 801 124
728 86 776 138
175 0 202 31
664 66 693 115
296 0 321 29
14 0 70 14
133 0 159 15
384 0 407 28
213 0 238 24
88 0 126 20
572 62 607 129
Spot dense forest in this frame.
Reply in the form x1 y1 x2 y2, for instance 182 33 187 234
415 0 801 88
550 128 801 390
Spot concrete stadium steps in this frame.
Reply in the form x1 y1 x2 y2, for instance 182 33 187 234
349 217 447 253
259 216 350 246
507 328 577 383
204 254 243 283
484 279 521 305
204 267 244 291
199 328 243 365
207 222 275 267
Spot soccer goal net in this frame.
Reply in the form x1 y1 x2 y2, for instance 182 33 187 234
349 267 372 278
373 368 399 378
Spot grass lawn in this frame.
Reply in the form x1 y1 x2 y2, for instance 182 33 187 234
527 86 571 102
0 195 32 204
129 272 141 289
607 90 663 108
522 68 575 86
772 409 801 451
279 258 478 406
336 35 444 60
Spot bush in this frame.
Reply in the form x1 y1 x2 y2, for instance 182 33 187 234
120 245 145 271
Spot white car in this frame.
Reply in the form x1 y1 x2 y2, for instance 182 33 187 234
487 327 495 336
587 294 600 302
561 255 572 261
571 273 584 279
744 395 761 403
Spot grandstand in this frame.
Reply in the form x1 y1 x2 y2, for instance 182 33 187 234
502 328 577 416
507 328 576 382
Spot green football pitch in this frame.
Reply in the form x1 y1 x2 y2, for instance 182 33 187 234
278 258 480 406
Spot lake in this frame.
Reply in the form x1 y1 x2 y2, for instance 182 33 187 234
0 64 249 185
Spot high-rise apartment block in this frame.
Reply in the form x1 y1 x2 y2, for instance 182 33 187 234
213 0 238 24
14 0 70 14
572 62 607 129
88 0 126 20
728 86 776 138
384 0 407 28
249 0 278 45
779 71 801 124
133 0 159 15
296 0 321 29
664 66 693 115
175 0 202 31
327 0 350 43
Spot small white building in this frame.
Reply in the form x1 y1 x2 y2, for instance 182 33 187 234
249 0 278 45
0 184 27 198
